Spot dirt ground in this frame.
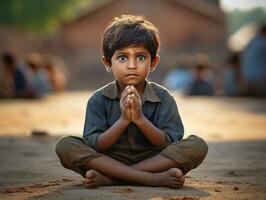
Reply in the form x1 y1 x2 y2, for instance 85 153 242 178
0 91 266 200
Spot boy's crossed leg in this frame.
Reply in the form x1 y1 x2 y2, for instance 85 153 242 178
56 135 208 189
84 154 184 188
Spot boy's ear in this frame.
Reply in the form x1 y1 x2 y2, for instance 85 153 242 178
150 55 160 72
102 56 112 73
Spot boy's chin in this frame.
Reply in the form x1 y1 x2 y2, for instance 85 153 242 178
119 81 137 86
123 82 140 87
127 79 146 85
117 79 146 87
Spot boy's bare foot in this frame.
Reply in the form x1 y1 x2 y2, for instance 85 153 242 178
84 168 184 188
85 170 116 188
149 168 185 188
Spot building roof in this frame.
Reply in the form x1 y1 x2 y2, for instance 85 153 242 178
66 0 224 26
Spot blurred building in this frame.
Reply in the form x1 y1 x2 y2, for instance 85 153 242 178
0 0 226 90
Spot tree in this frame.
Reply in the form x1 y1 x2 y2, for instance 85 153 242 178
0 0 91 34
227 7 266 35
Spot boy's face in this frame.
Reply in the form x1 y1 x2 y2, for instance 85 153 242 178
103 44 159 88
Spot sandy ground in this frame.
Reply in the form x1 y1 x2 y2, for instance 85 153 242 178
0 91 266 200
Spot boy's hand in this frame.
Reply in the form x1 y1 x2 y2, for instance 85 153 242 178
128 86 144 124
120 85 132 122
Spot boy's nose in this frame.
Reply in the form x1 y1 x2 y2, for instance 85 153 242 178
127 58 137 69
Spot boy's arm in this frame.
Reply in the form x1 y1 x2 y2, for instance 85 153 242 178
135 115 168 147
128 86 168 147
96 85 132 151
96 117 130 151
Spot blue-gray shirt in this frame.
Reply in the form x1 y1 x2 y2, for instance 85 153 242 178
83 81 184 152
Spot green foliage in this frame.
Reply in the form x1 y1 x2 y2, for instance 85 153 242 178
0 0 91 34
227 7 266 35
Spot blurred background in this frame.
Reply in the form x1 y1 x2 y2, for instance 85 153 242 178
1 2 266 198
0 0 265 94
0 0 265 137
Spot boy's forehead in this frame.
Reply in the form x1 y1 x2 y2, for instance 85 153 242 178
115 44 149 54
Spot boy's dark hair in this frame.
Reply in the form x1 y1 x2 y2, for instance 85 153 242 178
102 15 160 65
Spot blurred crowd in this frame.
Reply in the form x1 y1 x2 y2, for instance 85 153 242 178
1 24 265 99
0 51 66 98
164 24 266 97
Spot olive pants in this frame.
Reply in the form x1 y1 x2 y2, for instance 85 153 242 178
55 135 208 177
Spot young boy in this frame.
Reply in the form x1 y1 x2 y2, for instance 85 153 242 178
56 15 208 189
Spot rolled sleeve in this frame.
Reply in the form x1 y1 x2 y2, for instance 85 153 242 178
157 94 184 142
83 96 108 151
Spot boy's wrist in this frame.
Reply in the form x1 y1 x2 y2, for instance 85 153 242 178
133 115 146 127
119 116 131 126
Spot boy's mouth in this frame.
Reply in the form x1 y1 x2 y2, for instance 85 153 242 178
125 73 138 77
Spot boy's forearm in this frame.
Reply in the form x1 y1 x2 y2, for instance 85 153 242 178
135 116 167 147
96 117 130 151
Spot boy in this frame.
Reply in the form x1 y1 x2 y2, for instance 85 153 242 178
56 15 208 189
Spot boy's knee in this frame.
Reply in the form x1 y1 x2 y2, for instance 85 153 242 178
55 136 81 158
187 135 208 166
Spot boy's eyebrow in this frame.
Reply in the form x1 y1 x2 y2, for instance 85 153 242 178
114 50 149 55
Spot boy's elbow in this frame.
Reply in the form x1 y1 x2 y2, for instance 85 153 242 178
97 145 109 152
96 139 111 152
153 135 171 148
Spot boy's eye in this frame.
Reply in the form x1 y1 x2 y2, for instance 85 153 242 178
137 55 146 61
118 55 127 62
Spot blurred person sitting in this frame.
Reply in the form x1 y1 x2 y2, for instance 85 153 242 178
186 56 214 96
242 24 266 97
0 51 34 98
43 55 66 92
223 52 246 96
163 55 193 92
26 53 52 97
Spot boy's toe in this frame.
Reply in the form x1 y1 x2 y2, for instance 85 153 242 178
85 182 95 188
86 169 96 179
169 168 183 178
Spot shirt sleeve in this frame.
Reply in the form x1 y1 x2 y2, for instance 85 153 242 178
83 95 108 151
156 93 184 142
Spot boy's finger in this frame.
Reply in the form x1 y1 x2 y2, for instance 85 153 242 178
125 98 131 107
129 97 135 107
121 86 131 101
122 96 131 108
120 85 128 96
131 93 141 106
130 96 140 109
130 86 141 99
121 98 128 108
120 89 128 100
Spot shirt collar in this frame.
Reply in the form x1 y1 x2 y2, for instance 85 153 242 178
102 81 120 99
102 80 161 103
